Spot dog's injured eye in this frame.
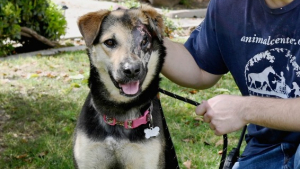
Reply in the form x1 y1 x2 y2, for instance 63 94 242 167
141 36 149 48
104 39 117 48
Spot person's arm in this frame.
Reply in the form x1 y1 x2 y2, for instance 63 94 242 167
196 95 300 135
162 38 222 89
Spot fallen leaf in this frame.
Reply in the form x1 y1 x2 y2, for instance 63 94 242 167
48 64 59 69
204 141 211 146
38 151 49 158
183 160 192 169
61 73 69 78
14 68 20 72
189 90 198 94
46 73 57 78
24 157 33 163
36 70 42 74
79 69 84 74
15 154 28 159
27 73 39 79
71 83 81 88
185 121 190 125
182 138 196 144
82 78 88 84
215 139 223 147
194 117 203 121
182 138 191 143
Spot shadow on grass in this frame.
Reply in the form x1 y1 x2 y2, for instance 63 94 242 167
0 91 82 169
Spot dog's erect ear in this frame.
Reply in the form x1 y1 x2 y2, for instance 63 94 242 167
78 10 111 47
140 5 164 41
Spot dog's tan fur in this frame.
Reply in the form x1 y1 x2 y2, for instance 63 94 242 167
74 130 162 169
77 5 163 103
74 5 167 169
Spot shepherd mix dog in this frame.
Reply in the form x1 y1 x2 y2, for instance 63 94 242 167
73 5 175 169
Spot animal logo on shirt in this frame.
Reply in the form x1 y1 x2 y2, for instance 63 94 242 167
244 48 300 98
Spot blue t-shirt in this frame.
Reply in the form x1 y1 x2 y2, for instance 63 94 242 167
185 0 300 158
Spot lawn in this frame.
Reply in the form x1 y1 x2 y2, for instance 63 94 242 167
0 50 243 169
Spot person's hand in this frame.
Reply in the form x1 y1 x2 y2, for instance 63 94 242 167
196 95 247 135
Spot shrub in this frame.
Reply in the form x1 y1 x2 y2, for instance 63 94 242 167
119 0 142 8
0 0 67 56
0 1 21 56
118 0 179 38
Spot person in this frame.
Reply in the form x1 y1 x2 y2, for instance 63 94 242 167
161 0 300 168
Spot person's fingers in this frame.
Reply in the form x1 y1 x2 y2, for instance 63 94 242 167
209 122 215 130
214 129 223 136
203 113 211 123
210 121 224 136
214 125 225 136
195 100 208 116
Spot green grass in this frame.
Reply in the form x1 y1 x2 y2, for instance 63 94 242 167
0 51 243 169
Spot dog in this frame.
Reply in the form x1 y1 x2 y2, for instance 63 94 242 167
73 5 178 169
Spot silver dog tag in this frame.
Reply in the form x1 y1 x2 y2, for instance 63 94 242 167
144 126 160 139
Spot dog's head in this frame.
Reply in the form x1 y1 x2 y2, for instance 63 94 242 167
78 5 165 103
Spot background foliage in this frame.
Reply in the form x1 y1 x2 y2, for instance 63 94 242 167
0 0 67 56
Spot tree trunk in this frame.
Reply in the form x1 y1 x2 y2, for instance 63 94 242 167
20 27 59 47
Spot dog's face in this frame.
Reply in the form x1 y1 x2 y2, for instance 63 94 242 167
78 5 164 103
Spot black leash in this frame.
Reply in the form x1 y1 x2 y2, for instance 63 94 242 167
158 88 228 169
222 125 247 169
156 97 180 169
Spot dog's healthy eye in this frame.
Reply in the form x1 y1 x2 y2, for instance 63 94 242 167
104 39 117 48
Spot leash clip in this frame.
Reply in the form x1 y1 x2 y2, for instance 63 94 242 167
147 102 154 128
147 111 153 128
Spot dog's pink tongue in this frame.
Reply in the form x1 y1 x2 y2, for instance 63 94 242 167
120 81 140 95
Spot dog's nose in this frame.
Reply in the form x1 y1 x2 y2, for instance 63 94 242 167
123 63 141 78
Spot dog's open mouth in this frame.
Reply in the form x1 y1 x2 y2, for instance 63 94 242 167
108 70 145 97
119 81 140 96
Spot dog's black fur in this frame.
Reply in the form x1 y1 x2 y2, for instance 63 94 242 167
77 44 165 141
73 5 178 169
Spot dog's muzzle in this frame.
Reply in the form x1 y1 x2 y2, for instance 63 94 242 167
122 62 141 78
115 61 146 96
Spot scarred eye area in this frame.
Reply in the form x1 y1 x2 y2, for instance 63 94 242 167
141 36 148 47
104 39 117 48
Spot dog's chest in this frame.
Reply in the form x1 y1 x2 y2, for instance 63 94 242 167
74 131 162 169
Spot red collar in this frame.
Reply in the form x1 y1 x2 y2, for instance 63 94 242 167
103 105 152 129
